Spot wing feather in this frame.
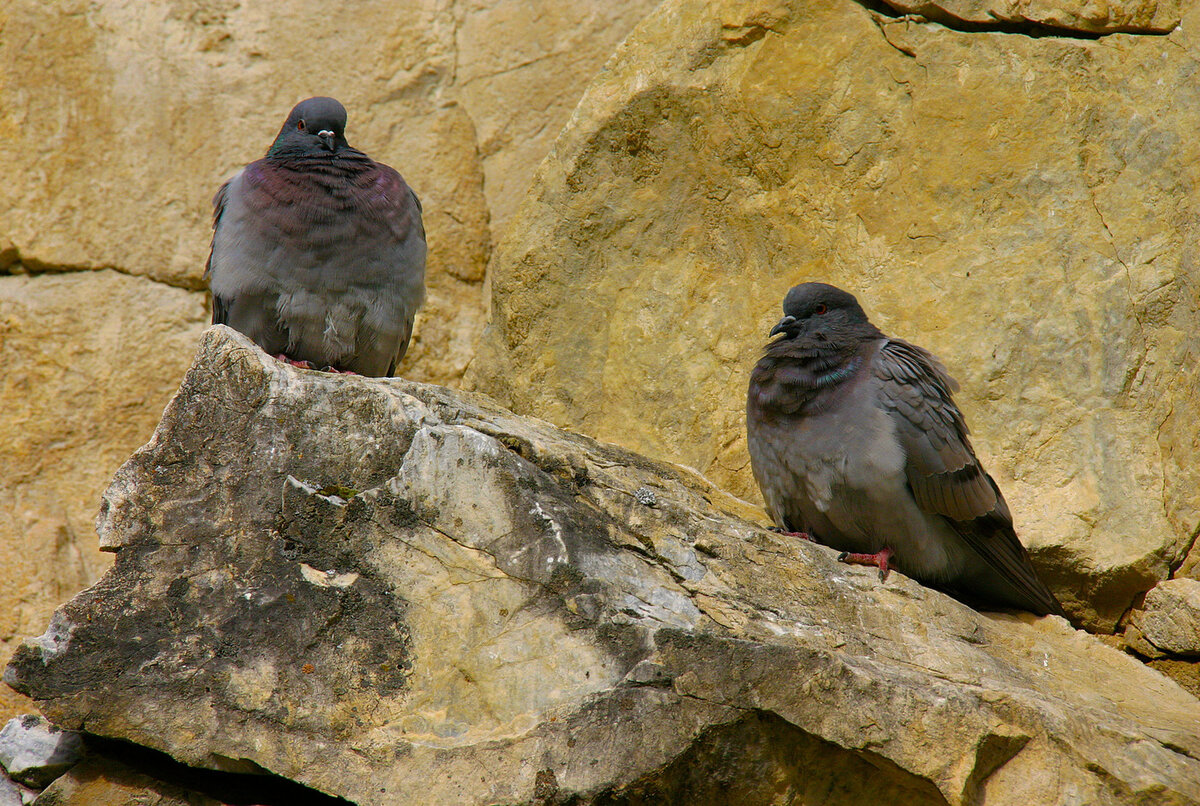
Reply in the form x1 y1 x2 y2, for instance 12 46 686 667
875 339 1064 616
206 178 234 325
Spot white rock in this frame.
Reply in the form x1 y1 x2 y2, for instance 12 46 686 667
0 775 24 806
0 716 82 788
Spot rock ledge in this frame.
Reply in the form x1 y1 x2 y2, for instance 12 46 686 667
6 327 1199 805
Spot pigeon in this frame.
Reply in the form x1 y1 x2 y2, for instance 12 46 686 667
206 96 426 376
746 282 1065 617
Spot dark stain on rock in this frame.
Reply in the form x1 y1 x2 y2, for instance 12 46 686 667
579 711 948 806
534 768 560 801
10 506 416 730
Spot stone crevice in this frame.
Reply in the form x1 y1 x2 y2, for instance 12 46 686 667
457 49 573 87
399 504 542 590
869 13 921 57
373 511 505 585
3 251 206 293
75 735 353 805
670 691 757 716
858 0 1177 38
1169 518 1200 579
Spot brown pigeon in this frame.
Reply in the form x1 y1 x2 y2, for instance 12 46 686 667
206 97 425 376
746 282 1065 617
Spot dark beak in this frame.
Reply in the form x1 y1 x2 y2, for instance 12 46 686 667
769 315 797 337
318 130 337 152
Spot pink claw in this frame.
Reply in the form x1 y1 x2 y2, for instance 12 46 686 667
838 547 894 582
769 526 815 542
273 353 316 370
272 355 360 375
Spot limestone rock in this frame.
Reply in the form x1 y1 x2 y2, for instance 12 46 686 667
1179 536 1200 581
6 327 1200 805
0 0 657 382
881 0 1179 33
466 0 1200 632
0 776 26 806
0 715 82 789
1128 578 1200 657
1145 659 1200 701
32 759 219 806
0 0 657 720
0 271 207 718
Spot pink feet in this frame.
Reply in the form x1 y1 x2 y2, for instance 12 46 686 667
273 353 315 370
272 354 358 375
768 526 815 542
838 547 894 582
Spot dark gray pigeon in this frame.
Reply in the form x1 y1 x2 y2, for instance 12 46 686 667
206 96 425 376
746 282 1065 617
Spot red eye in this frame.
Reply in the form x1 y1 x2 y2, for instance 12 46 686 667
814 303 828 315
297 120 306 131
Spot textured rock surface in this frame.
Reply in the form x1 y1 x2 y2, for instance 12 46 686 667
0 271 207 717
1180 536 1200 581
0 0 657 303
0 715 82 788
0 775 24 806
881 0 1180 33
1127 578 1200 657
7 327 1200 806
0 0 657 718
32 758 219 806
467 0 1200 632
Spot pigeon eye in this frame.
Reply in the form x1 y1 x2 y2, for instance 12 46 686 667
297 119 306 131
814 304 828 315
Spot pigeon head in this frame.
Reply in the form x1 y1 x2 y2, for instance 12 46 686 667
769 282 879 345
268 97 351 157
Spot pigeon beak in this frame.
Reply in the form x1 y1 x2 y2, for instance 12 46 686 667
318 130 337 152
770 315 798 338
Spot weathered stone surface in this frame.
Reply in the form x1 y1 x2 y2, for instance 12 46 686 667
0 0 656 719
0 0 656 381
1179 534 1200 581
0 775 25 806
32 758 219 806
881 0 1180 33
7 327 1199 806
0 715 82 789
1127 578 1200 657
1145 659 1200 701
466 0 1200 632
0 272 208 719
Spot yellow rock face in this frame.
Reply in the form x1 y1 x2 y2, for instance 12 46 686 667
0 0 658 384
0 0 658 718
882 0 1180 34
468 0 1200 631
0 271 208 716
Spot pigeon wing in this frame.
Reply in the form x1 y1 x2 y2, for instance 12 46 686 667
875 339 1064 616
207 178 232 326
205 169 291 355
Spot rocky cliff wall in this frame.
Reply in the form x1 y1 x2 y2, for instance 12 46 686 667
4 0 1198 778
0 0 657 718
467 0 1200 633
